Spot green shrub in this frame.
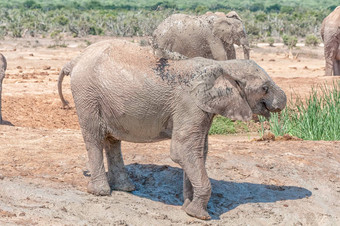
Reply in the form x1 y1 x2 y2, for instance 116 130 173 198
283 35 298 47
267 37 275 46
209 116 236 135
54 15 69 26
305 34 320 46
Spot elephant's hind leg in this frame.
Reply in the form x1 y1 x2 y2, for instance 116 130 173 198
104 137 135 191
77 107 111 196
84 134 111 196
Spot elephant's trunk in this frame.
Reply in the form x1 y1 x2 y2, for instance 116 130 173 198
240 39 250 59
266 85 287 113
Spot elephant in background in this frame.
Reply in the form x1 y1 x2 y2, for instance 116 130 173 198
0 53 7 124
321 6 340 76
152 11 250 61
68 40 286 220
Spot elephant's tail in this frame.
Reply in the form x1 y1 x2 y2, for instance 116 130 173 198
58 62 73 108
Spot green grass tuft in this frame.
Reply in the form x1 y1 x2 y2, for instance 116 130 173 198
261 82 340 141
209 116 249 135
209 116 236 135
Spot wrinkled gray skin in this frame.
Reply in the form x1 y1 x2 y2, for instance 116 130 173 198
0 53 7 124
152 12 250 61
69 40 286 220
321 6 340 76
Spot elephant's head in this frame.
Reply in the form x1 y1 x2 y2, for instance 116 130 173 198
187 59 286 120
212 12 250 59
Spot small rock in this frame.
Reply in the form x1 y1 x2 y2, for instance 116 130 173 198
0 174 4 180
269 59 275 62
29 53 34 56
19 212 26 216
289 66 297 70
16 66 22 69
43 65 51 70
303 66 308 69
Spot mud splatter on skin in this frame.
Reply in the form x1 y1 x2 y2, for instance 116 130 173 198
154 58 173 84
154 58 193 87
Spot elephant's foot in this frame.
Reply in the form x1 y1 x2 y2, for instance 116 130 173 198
182 198 211 220
87 180 111 196
108 171 135 192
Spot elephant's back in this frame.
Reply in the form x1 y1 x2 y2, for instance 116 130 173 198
324 6 340 26
71 39 158 85
153 14 213 57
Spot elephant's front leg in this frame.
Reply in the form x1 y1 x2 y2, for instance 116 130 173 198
209 39 227 61
183 134 209 202
171 132 211 220
324 42 339 76
225 43 236 60
104 139 135 191
333 60 340 76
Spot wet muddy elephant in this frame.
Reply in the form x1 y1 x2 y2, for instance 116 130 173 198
321 6 340 76
152 12 250 61
67 40 286 220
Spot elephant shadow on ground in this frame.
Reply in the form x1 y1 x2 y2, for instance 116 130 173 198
0 120 14 126
125 163 312 220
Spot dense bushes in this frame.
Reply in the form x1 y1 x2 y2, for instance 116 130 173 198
0 1 333 42
305 34 320 46
282 35 298 47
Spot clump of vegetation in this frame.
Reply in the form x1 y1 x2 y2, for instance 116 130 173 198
209 116 248 135
305 34 320 46
282 35 298 48
139 39 149 46
267 37 275 46
261 82 340 141
209 116 236 135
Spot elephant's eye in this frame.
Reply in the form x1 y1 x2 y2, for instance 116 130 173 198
262 86 269 93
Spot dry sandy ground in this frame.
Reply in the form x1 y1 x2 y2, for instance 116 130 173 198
0 37 339 225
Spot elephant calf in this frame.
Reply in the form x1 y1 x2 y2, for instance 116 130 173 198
0 53 7 124
69 40 286 220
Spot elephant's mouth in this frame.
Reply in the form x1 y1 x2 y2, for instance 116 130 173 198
261 100 284 118
254 101 271 118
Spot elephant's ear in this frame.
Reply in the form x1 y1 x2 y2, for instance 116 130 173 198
188 65 252 121
226 11 242 21
212 18 234 45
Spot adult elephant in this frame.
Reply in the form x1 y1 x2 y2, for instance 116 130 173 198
68 40 286 220
152 11 250 61
321 6 340 76
0 53 7 124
